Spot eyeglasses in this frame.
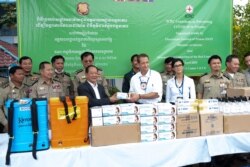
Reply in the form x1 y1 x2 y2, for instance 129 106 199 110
174 64 183 68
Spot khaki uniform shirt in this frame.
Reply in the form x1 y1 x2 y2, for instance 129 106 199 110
197 73 230 99
243 69 250 86
73 68 110 96
0 77 8 88
30 78 64 99
0 81 29 127
23 73 40 87
160 72 174 100
53 71 74 96
223 71 247 87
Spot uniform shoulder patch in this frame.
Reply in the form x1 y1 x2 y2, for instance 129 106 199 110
1 80 9 88
64 72 71 77
53 78 61 83
31 80 38 86
200 73 208 78
75 69 83 74
223 73 230 80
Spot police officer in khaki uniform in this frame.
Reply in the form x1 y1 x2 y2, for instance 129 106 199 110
30 62 64 99
0 66 29 133
51 55 74 96
19 56 39 96
160 57 174 101
243 51 250 86
223 54 247 87
197 55 230 99
73 52 110 96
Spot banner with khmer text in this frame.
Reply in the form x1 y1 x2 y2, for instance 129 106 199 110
17 0 232 77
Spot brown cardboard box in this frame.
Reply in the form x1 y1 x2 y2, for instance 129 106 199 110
176 113 200 139
200 113 223 136
224 114 250 133
91 123 141 147
227 87 250 97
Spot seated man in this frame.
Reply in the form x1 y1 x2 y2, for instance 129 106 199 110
77 65 118 108
128 53 162 104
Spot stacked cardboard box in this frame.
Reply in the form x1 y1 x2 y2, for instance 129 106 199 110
176 99 200 139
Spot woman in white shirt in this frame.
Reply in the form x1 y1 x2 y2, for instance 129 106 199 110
166 58 196 104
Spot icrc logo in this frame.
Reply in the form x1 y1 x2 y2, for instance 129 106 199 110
185 5 194 18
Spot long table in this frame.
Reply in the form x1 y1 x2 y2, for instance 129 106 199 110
0 133 250 167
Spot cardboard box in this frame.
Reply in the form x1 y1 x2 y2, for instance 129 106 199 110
141 125 158 134
119 103 136 115
158 131 176 141
103 116 122 125
122 115 140 124
158 115 176 124
227 87 250 97
90 107 103 118
102 105 121 117
200 113 223 136
141 133 158 142
138 104 157 116
224 114 250 133
176 113 200 138
91 124 141 146
140 116 158 125
117 92 130 99
154 103 176 116
158 123 176 132
92 117 103 126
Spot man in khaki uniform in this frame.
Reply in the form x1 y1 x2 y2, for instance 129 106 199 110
19 56 39 96
243 51 250 86
0 66 29 133
223 54 247 87
160 57 174 101
51 55 74 96
197 55 230 99
73 52 110 96
30 62 64 99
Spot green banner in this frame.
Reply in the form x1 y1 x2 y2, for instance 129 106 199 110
17 0 232 78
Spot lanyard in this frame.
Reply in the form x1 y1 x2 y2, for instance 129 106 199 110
139 70 151 92
175 76 184 96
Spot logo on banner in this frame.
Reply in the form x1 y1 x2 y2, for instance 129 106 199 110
185 5 194 18
77 2 89 15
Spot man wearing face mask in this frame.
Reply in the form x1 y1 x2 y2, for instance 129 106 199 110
51 55 74 96
223 54 247 87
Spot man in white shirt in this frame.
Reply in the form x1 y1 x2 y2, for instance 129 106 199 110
128 53 162 104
